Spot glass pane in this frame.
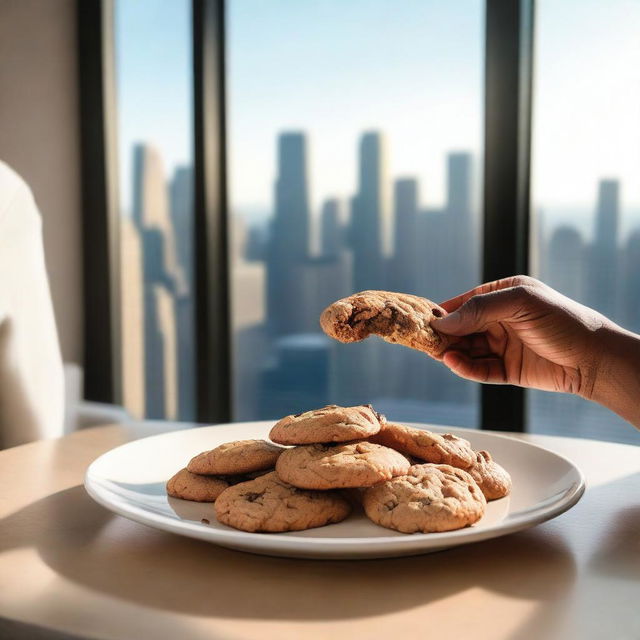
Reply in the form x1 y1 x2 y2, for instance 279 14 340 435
228 0 484 426
530 0 640 443
114 0 195 420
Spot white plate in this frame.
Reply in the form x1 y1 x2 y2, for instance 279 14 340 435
85 422 585 559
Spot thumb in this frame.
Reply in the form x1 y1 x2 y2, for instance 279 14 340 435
432 286 532 336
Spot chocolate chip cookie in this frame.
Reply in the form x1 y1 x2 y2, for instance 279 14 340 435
187 440 284 476
276 441 410 490
166 468 230 502
214 471 352 533
467 450 512 500
269 404 385 445
363 464 486 533
368 423 475 469
320 290 449 358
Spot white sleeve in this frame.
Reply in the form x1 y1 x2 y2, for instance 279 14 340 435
0 161 64 448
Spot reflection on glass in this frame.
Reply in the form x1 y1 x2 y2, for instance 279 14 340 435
115 0 195 420
228 1 484 426
530 0 640 443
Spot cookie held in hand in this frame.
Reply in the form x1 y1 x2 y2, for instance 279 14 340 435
320 290 449 359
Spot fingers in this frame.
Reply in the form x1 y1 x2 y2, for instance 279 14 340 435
433 284 537 336
438 275 540 313
441 351 508 384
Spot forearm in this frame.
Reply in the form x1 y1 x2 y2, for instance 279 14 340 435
584 325 640 429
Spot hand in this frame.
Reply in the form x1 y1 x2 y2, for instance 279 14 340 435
430 275 612 397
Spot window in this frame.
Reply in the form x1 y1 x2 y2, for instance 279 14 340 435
529 0 640 443
227 0 484 425
81 1 639 443
114 0 195 420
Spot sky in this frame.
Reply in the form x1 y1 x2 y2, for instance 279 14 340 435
532 0 640 238
226 0 483 218
115 0 193 216
114 0 640 238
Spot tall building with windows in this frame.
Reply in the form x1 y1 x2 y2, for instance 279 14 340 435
547 225 585 302
350 131 391 292
445 152 476 296
267 132 311 335
622 228 640 333
131 143 180 419
320 198 346 259
588 179 620 320
120 216 145 417
392 178 419 293
169 165 195 419
169 166 193 288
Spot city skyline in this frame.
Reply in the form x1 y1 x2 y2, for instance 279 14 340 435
118 130 639 445
122 143 195 421
112 0 640 446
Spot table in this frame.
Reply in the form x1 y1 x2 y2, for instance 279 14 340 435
0 423 638 640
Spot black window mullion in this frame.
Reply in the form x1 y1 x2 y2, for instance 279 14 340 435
77 0 121 405
193 0 232 424
481 0 535 432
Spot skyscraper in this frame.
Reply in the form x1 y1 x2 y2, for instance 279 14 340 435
547 225 585 302
530 207 546 282
447 152 472 218
445 152 476 295
273 132 310 260
169 166 193 290
588 179 620 320
169 165 195 419
267 132 311 335
320 198 346 259
350 131 391 291
622 228 640 333
260 334 331 418
131 143 180 419
392 178 419 293
120 216 145 418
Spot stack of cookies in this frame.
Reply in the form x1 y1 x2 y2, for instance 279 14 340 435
166 404 511 535
167 436 352 533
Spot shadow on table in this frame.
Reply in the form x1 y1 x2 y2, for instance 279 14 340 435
0 484 577 623
507 471 640 640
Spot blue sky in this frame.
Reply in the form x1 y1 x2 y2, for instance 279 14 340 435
115 0 193 215
227 0 483 216
114 0 640 237
533 0 640 230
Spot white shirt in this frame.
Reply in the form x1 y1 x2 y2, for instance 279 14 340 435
0 160 64 448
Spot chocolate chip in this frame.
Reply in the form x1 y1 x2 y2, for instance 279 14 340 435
201 518 210 524
432 308 443 318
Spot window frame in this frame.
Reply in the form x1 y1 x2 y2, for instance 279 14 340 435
78 0 122 405
79 0 535 431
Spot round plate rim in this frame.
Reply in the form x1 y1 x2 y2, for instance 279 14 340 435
84 422 586 555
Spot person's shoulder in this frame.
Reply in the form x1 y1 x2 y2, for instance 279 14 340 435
0 160 39 227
